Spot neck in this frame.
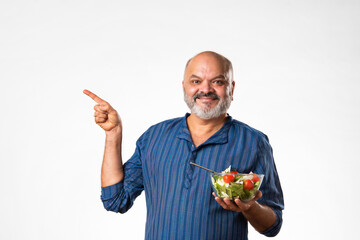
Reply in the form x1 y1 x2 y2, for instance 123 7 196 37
186 113 228 146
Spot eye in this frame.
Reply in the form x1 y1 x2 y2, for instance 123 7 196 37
191 80 200 84
213 80 225 85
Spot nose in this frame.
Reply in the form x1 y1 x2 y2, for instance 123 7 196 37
200 80 214 93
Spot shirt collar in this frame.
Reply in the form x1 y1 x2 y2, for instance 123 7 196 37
177 113 233 147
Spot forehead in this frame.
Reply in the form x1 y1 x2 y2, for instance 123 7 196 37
185 54 226 78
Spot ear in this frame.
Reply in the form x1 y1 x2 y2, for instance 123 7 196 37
231 81 235 100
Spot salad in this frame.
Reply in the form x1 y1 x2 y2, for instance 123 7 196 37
210 166 263 201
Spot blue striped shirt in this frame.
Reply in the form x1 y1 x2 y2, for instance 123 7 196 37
101 114 284 240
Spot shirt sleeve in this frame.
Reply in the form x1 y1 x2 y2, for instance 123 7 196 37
254 135 284 237
100 137 144 214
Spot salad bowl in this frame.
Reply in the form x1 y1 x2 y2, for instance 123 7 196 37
210 169 264 202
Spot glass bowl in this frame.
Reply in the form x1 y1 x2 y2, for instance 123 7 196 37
210 172 264 202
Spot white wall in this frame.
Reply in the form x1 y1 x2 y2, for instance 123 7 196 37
1 0 359 239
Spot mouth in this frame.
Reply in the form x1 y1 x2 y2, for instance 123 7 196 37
194 92 220 102
196 96 219 103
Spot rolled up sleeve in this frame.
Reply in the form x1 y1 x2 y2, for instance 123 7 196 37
100 138 145 213
260 207 283 237
255 135 284 237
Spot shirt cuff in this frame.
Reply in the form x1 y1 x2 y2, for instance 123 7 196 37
100 180 124 201
260 208 283 237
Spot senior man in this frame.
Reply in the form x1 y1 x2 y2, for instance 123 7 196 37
84 51 284 239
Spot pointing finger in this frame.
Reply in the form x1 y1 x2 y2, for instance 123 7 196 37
83 89 105 104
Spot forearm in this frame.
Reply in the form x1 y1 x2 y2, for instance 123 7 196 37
242 202 276 233
101 126 124 187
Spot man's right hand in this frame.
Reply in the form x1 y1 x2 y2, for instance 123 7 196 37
84 89 124 187
83 89 122 133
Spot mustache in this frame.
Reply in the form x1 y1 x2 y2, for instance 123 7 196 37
193 92 220 100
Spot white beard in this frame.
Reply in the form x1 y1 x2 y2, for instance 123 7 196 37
183 91 232 120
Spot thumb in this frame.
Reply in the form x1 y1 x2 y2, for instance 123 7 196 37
100 103 113 112
254 191 262 201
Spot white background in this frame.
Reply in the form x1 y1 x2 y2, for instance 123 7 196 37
1 0 359 239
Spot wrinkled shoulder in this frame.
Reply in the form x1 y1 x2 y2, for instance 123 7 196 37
231 119 270 144
137 116 184 143
148 116 184 131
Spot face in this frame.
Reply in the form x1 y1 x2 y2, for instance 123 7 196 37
183 53 235 120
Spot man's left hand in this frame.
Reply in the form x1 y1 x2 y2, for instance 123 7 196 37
212 191 262 213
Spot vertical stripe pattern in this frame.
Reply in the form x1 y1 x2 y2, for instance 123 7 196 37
101 114 284 239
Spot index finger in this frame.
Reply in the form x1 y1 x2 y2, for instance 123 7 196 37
83 89 105 104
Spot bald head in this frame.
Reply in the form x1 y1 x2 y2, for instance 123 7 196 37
184 51 233 84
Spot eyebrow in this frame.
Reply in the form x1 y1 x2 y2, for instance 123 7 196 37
189 74 226 80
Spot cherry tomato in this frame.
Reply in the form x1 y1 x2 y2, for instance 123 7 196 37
244 179 254 190
223 174 235 183
230 171 238 174
252 174 260 183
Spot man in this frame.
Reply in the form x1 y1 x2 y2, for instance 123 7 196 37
84 51 284 239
